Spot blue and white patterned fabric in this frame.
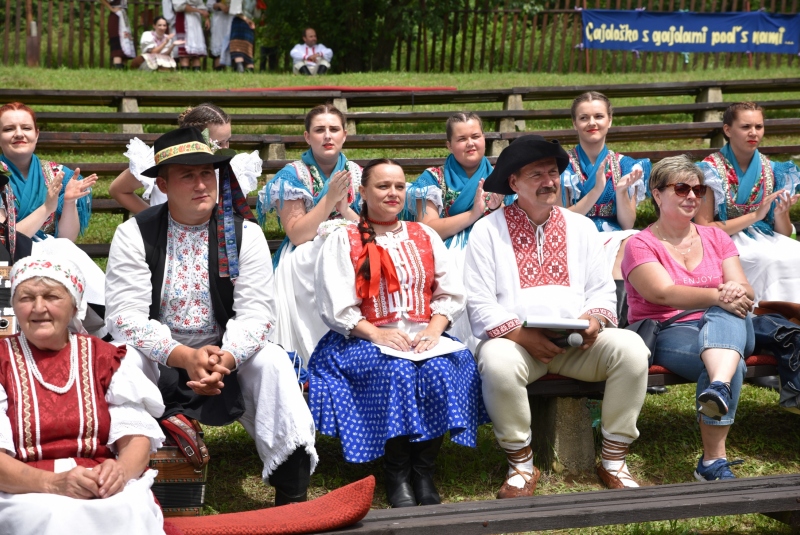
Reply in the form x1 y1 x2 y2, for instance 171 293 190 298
308 331 489 463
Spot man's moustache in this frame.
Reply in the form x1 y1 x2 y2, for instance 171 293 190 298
537 187 558 194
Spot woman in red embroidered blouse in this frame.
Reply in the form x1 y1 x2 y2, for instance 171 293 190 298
307 159 487 509
0 257 165 534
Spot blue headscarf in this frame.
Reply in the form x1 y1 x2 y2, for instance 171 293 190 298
0 154 91 239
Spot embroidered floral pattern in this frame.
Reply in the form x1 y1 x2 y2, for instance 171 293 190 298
566 149 622 219
293 160 362 219
487 318 522 339
427 167 459 216
11 258 86 305
504 204 570 289
154 141 213 165
159 218 218 341
585 307 618 328
706 152 775 219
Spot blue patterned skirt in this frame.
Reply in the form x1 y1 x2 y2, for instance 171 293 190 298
308 330 489 463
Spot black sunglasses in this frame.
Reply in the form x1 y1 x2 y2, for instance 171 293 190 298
660 182 708 198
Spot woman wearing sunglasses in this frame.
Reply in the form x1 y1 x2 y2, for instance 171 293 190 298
695 102 800 303
622 155 754 482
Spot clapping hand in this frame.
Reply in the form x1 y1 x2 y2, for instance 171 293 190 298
616 167 642 193
63 167 97 203
44 170 64 214
772 190 800 216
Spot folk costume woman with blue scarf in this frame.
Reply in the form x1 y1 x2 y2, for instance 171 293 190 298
405 113 511 350
0 102 107 336
256 104 362 364
560 92 650 284
696 102 800 303
308 159 487 509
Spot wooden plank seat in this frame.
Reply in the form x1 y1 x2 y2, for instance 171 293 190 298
320 474 800 534
4 78 800 111
61 144 800 185
36 119 800 154
527 354 778 398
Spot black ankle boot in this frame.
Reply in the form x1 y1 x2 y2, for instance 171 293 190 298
192 66 201 72
298 65 311 75
317 64 328 75
268 448 311 506
384 436 416 508
113 63 124 70
410 436 443 505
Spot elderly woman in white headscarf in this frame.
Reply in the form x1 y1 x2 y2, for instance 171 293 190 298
0 257 166 535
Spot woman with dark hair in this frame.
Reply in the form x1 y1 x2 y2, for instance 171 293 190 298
405 112 512 349
308 159 487 508
110 102 261 214
561 91 651 322
138 16 182 71
257 103 363 364
622 155 753 481
695 102 800 304
101 0 136 68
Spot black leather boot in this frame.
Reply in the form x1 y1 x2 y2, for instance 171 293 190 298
384 436 416 508
269 448 311 506
410 436 443 505
298 65 312 75
317 64 328 75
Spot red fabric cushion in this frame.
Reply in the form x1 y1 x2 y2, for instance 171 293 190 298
167 475 375 535
745 354 778 366
648 365 672 374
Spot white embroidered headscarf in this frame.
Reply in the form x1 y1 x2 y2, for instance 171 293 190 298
10 257 87 334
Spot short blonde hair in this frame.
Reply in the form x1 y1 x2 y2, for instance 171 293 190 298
650 155 705 216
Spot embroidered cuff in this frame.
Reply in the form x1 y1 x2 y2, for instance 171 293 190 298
343 315 366 338
487 318 522 339
585 308 618 328
151 338 181 366
221 343 249 368
429 301 457 325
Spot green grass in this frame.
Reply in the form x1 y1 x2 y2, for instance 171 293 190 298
6 64 800 531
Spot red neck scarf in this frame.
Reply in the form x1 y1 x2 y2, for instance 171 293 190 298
355 240 401 299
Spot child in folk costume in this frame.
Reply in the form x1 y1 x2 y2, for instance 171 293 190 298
256 104 362 365
559 92 650 322
110 103 261 214
308 159 487 508
405 112 512 351
138 16 182 71
163 0 209 70
695 102 800 304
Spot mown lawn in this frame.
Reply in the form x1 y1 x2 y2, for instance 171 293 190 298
4 64 800 532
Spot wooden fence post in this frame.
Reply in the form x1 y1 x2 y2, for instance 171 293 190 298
118 97 144 135
695 86 724 148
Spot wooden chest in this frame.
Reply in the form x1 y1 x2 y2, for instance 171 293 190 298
149 437 208 517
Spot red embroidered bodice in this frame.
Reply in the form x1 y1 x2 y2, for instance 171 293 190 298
346 222 435 326
0 334 124 466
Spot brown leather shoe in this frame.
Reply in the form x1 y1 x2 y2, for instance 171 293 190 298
496 465 541 499
596 463 639 489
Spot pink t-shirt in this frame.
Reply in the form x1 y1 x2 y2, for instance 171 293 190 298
621 225 739 324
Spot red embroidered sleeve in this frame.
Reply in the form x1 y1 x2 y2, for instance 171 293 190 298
487 318 522 338
585 308 618 327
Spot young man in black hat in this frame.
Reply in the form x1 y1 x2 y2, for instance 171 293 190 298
105 127 317 505
464 135 650 496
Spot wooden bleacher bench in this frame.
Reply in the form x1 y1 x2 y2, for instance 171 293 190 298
35 119 800 154
4 77 800 110
323 474 800 534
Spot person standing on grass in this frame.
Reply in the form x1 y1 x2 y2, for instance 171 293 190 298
101 0 136 69
308 158 488 509
466 135 650 496
0 102 107 338
256 103 362 365
207 0 234 70
623 155 754 481
290 28 333 75
105 127 318 506
404 112 513 351
559 92 651 326
163 0 209 71
109 102 261 214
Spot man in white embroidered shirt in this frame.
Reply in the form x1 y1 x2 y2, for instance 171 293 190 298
290 27 332 75
464 135 649 498
104 127 317 506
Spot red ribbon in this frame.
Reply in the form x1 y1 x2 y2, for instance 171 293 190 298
355 242 401 299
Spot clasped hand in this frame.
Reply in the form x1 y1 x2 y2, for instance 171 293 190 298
717 283 753 318
184 345 232 396
52 459 127 500
324 170 352 214
372 328 442 354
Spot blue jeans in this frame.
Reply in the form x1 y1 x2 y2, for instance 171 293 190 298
653 306 754 426
752 313 800 412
